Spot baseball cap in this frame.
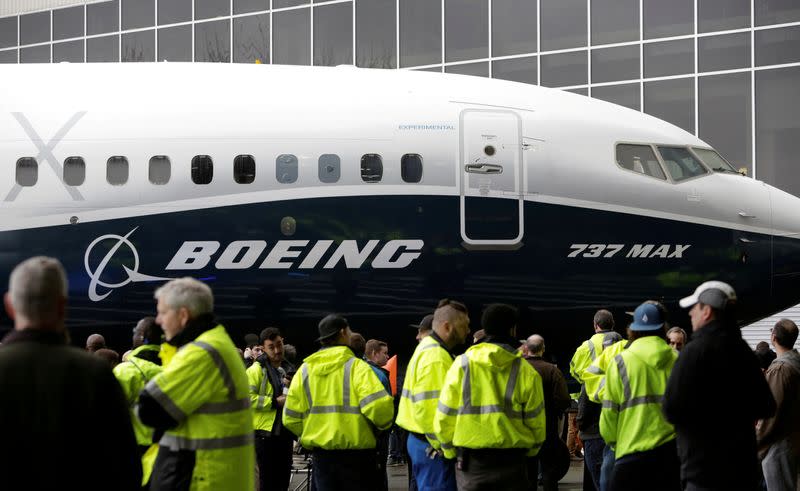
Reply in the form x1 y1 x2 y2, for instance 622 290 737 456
409 314 434 332
317 314 348 342
629 303 665 331
679 281 737 310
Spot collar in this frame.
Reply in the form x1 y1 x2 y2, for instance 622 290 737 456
429 331 454 358
2 328 68 346
167 313 217 348
524 355 544 361
691 319 728 340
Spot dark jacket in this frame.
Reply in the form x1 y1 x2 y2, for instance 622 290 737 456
0 328 141 490
525 355 570 442
756 349 800 459
663 319 776 490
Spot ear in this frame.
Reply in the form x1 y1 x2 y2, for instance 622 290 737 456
4 293 15 321
178 307 191 327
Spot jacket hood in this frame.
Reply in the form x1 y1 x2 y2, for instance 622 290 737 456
626 336 676 369
303 345 355 374
465 341 521 370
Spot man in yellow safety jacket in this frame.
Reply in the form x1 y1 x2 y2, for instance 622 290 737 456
113 316 163 486
397 299 471 491
283 314 394 490
434 303 546 491
570 309 622 384
137 278 254 491
599 302 679 491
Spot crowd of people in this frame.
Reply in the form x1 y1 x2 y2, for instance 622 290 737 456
0 256 798 491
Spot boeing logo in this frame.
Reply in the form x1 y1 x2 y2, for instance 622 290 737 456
85 229 424 301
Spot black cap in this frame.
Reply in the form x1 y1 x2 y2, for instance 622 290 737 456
317 314 348 342
409 314 434 332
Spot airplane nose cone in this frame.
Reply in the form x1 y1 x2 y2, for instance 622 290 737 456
769 186 800 312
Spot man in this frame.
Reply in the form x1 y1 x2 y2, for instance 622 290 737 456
397 299 471 491
366 339 392 491
756 341 778 372
757 319 800 491
283 314 394 490
243 332 261 368
666 327 687 352
350 331 366 359
571 309 622 490
0 256 140 489
113 316 164 485
522 335 570 491
434 304 546 491
137 277 254 491
86 332 106 352
411 313 433 342
247 327 294 491
663 281 775 490
599 302 679 490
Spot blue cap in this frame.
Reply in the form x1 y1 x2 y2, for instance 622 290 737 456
630 303 664 331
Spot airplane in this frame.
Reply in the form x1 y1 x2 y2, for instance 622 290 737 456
0 62 798 367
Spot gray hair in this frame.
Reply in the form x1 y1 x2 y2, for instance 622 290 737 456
526 334 545 355
666 326 687 340
8 256 67 324
154 277 213 317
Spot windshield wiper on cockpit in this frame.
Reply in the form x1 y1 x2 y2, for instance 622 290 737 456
712 167 741 174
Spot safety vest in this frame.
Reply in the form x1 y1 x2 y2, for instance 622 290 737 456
570 331 623 384
434 342 547 459
584 339 628 403
113 344 163 446
143 325 254 491
246 360 279 432
283 345 394 450
599 336 677 459
396 334 454 450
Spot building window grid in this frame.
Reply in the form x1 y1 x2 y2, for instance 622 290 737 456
2 1 800 178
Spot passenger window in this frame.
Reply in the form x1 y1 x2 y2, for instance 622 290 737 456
616 144 666 180
361 154 383 183
693 148 738 174
401 154 423 183
107 156 129 185
234 155 256 184
192 155 213 185
318 154 341 183
63 157 85 186
657 147 708 182
149 156 171 185
276 154 298 184
16 158 38 187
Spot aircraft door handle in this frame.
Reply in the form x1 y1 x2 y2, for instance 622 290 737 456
738 211 757 219
738 237 756 243
465 163 503 174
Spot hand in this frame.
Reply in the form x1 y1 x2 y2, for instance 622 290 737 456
425 446 442 459
243 347 252 359
276 395 287 407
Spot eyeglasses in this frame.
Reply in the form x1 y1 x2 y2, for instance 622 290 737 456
437 298 468 314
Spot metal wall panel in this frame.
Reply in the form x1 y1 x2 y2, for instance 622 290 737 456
742 306 800 349
1 0 87 17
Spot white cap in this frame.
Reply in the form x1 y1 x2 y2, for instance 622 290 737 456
679 281 737 309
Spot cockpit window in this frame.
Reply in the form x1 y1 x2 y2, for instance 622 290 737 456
616 144 666 180
692 148 739 174
657 146 708 182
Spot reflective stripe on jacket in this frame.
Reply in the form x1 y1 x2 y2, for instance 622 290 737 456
599 336 677 459
433 342 547 459
113 344 163 446
396 334 454 450
246 360 278 432
570 331 623 384
143 325 254 491
282 345 394 450
583 340 628 404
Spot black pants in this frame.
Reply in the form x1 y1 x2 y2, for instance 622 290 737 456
456 448 528 491
311 449 378 491
255 431 294 491
610 440 680 491
375 432 389 491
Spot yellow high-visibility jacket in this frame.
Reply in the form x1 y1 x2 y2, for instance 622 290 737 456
283 345 394 450
570 331 623 384
113 344 163 446
584 340 628 403
396 334 454 450
247 360 280 432
142 325 254 491
600 336 677 458
434 342 547 459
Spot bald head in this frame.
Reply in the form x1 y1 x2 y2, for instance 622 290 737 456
133 316 161 347
526 335 545 356
86 334 106 352
5 256 68 330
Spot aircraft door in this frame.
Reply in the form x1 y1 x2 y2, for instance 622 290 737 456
459 109 524 246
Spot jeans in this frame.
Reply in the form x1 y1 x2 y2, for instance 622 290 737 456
312 449 378 491
610 440 680 491
599 445 615 491
761 438 798 491
407 433 456 491
254 431 293 491
583 438 605 491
